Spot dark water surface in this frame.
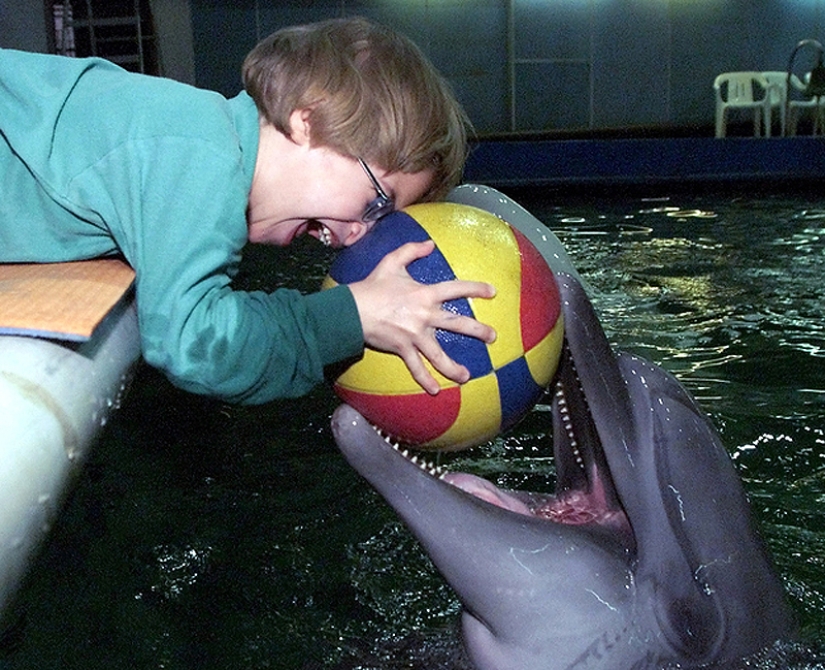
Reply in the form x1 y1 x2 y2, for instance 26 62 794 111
2 185 825 669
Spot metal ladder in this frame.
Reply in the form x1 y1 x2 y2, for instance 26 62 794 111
53 0 153 74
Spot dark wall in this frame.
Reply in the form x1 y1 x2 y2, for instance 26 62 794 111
6 1 822 136
0 0 50 52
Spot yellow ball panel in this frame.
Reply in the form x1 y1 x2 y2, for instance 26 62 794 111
320 275 338 291
425 371 501 451
524 316 565 386
336 347 454 395
405 203 525 370
322 273 454 394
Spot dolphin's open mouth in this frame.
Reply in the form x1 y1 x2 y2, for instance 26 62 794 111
333 273 641 556
351 343 634 550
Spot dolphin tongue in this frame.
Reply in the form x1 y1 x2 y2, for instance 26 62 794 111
441 473 533 515
441 470 631 537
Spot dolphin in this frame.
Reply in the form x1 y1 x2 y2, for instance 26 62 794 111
331 271 796 670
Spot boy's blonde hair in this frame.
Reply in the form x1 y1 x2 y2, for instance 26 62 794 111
242 17 471 201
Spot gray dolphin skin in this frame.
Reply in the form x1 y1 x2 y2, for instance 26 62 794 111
332 186 796 668
331 270 796 669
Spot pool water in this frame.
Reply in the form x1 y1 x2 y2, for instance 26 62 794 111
2 185 825 669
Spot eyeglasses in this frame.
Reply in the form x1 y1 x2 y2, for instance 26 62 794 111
358 157 395 222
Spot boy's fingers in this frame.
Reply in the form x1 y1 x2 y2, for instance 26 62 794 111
414 336 471 389
428 281 497 343
434 311 496 344
398 349 441 395
382 240 435 268
434 279 496 302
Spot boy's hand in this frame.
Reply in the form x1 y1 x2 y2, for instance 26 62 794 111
348 240 497 395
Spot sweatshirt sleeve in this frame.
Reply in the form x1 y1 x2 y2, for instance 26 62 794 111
93 135 363 404
0 54 358 403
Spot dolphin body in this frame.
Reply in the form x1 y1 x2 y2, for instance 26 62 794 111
331 199 796 668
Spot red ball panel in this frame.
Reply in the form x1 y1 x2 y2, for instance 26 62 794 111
513 227 561 352
334 385 462 445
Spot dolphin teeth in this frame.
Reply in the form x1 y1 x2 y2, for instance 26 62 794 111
367 421 449 481
553 352 591 474
374 424 396 446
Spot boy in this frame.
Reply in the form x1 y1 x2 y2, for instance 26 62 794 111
0 17 495 404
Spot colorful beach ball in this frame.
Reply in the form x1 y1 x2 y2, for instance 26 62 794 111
322 203 563 451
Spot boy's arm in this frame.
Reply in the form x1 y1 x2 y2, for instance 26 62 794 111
112 137 362 403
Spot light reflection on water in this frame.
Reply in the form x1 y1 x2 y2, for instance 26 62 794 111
486 186 825 650
2 187 825 669
539 187 825 648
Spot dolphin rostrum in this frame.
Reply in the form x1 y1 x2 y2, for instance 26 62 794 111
331 271 796 670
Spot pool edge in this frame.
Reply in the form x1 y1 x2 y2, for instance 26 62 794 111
464 137 825 188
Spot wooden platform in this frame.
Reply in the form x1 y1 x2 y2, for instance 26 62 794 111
0 259 135 341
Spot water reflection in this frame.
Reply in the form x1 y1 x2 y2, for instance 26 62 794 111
2 187 825 668
523 187 825 647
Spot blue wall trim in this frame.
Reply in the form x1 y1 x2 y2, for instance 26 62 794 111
464 138 825 187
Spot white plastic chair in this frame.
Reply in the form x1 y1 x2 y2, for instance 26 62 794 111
713 72 771 138
761 71 789 136
787 72 825 135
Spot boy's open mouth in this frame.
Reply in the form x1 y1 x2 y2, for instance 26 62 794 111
307 220 332 247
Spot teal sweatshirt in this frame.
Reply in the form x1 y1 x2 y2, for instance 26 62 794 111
0 49 363 404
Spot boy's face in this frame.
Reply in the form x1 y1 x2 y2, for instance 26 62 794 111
247 120 434 248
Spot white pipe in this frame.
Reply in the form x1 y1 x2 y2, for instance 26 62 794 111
0 297 140 612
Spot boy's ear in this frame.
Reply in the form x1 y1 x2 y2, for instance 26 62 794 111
287 108 313 146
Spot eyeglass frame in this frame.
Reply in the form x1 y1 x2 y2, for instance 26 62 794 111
358 157 395 223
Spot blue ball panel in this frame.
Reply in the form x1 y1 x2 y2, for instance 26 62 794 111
408 241 490 376
496 356 544 432
329 210 494 378
436 312 493 378
408 239 492 379
407 242 454 284
329 211 430 284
